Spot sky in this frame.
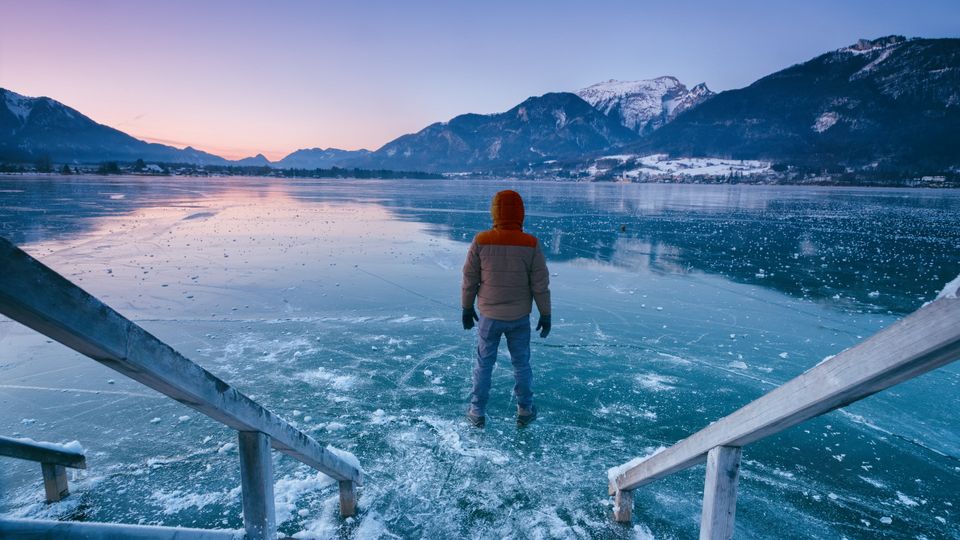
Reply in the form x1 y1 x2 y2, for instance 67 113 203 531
1 0 957 160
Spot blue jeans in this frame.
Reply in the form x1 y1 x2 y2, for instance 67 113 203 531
469 314 533 416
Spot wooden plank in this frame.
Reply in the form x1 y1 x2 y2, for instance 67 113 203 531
41 463 70 502
611 295 960 493
0 518 242 539
339 480 357 517
238 431 276 540
0 237 362 486
0 435 86 469
699 446 741 540
612 488 633 523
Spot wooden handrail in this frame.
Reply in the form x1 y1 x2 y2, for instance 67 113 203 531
0 435 88 503
0 236 362 537
608 294 960 537
0 518 242 539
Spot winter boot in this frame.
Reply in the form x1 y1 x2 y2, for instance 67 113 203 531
517 405 537 427
466 410 485 428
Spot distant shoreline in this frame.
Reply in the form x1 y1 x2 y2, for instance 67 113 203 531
1 171 958 189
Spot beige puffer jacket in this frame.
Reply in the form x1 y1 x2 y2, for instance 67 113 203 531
461 190 551 321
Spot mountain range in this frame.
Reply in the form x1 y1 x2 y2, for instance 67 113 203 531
355 92 639 172
630 36 960 173
2 35 957 177
0 88 228 165
0 89 371 168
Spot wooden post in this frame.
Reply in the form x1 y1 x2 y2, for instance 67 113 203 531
699 446 741 540
338 480 357 517
238 431 276 540
40 463 69 502
612 489 633 523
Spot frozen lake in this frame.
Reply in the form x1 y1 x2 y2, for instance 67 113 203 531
0 176 958 539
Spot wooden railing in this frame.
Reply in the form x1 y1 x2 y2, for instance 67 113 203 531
607 293 960 539
0 237 363 539
0 518 243 539
0 436 87 502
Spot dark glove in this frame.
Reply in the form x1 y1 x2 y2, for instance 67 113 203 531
536 314 551 338
462 307 479 330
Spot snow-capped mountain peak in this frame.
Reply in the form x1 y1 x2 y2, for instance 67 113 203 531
576 76 714 134
3 89 38 123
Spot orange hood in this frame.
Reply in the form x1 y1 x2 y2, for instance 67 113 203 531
491 190 524 230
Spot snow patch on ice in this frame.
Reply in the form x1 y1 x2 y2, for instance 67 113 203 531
858 475 886 489
421 416 509 465
296 367 357 390
895 491 919 507
354 511 401 539
273 471 336 524
631 523 656 539
635 373 677 391
291 495 338 538
369 408 398 425
596 403 657 421
656 352 692 365
150 489 223 514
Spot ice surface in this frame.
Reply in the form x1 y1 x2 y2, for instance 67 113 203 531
0 176 957 539
150 489 223 515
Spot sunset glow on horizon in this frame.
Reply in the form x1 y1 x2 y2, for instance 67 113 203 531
2 0 956 161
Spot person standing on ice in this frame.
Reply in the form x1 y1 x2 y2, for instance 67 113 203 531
461 189 551 428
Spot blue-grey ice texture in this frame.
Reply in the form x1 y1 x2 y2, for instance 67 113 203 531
0 177 958 539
